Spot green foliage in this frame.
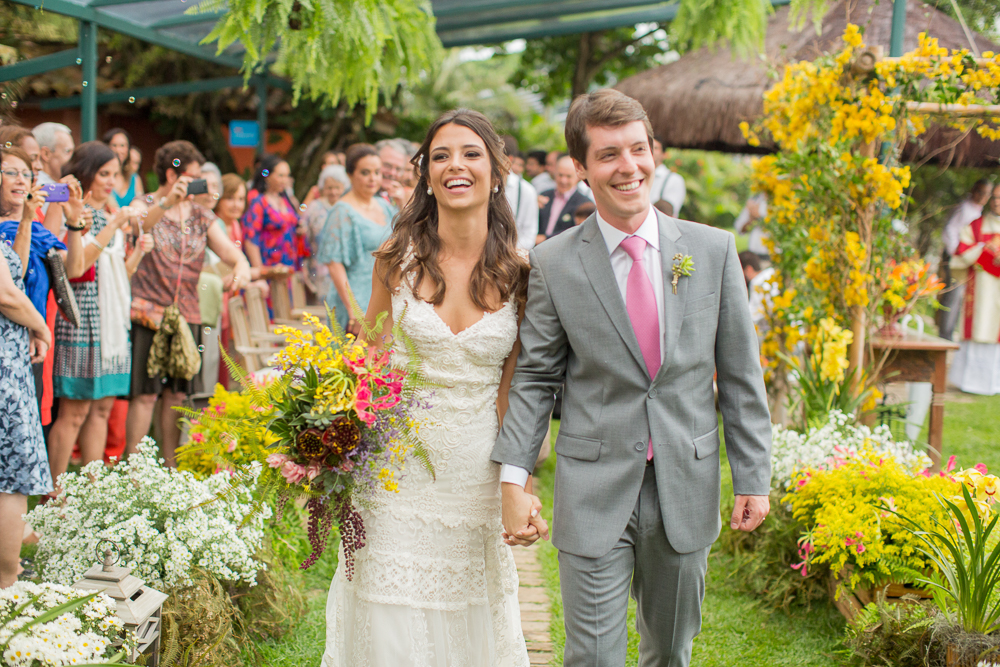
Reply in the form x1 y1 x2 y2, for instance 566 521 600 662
506 25 670 104
843 593 937 667
196 0 442 117
671 0 772 56
718 494 831 611
891 485 1000 635
662 150 751 229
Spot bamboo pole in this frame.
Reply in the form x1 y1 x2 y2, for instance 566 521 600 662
905 101 1000 116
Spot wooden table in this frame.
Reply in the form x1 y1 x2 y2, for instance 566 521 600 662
868 330 959 469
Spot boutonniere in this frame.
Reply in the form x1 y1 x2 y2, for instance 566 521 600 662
671 254 695 295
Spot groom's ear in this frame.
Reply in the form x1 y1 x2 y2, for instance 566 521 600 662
573 157 589 188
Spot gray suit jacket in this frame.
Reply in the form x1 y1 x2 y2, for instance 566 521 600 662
491 211 772 559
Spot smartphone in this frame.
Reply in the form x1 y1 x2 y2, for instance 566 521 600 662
186 179 209 196
41 183 70 202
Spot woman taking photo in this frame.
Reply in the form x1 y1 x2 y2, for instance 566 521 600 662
0 148 53 589
48 142 151 484
102 128 144 208
317 144 395 334
0 146 88 411
242 154 302 273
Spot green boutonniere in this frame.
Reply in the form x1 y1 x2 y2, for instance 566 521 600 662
671 254 695 295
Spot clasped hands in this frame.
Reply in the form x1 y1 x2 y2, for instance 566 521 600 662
501 482 550 547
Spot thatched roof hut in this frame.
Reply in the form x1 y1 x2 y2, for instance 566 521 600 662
616 0 1000 167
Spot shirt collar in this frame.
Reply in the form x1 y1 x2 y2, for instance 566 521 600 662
596 206 660 256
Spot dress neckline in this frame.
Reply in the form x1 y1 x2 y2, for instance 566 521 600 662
426 298 513 337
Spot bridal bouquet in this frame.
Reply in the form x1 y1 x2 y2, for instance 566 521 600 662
188 313 430 579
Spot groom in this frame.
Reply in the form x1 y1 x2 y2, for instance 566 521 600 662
492 89 772 666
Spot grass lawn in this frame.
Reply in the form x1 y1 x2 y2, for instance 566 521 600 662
933 392 1000 473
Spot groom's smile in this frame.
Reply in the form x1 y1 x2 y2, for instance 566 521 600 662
574 121 655 233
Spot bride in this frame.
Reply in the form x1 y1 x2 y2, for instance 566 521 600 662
322 109 549 666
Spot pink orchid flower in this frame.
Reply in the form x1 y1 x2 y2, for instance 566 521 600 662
975 463 989 475
946 455 957 472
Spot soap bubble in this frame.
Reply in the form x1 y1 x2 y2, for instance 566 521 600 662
105 56 112 63
129 97 136 104
82 81 88 87
76 58 82 65
198 344 205 352
203 326 212 335
172 159 181 167
299 204 307 212
262 169 270 177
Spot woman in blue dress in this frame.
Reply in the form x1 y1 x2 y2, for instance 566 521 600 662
318 144 395 335
0 200 53 588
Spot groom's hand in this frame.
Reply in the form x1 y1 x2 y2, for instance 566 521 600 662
730 494 770 532
502 483 548 547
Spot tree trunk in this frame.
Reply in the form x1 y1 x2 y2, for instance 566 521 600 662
571 32 597 100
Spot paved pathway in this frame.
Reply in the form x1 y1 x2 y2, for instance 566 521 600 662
514 542 554 666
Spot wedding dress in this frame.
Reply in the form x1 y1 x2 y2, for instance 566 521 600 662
322 259 529 667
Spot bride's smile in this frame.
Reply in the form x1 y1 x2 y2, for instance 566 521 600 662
428 123 495 214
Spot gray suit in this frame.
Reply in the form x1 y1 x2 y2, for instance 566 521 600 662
492 211 771 666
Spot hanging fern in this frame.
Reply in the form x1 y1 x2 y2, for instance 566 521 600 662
191 0 442 116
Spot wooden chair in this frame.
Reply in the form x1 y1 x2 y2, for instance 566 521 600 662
227 294 280 372
244 285 293 342
290 272 329 320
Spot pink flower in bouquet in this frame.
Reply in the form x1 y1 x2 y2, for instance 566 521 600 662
281 460 307 484
371 370 404 399
339 459 355 473
306 461 323 481
975 463 989 475
266 453 291 468
354 378 378 426
190 432 204 443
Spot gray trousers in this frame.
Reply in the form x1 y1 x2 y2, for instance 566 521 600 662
559 465 711 667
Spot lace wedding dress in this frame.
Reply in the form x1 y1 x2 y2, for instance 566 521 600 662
322 263 529 667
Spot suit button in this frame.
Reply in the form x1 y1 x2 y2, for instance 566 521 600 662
635 442 645 451
649 389 657 398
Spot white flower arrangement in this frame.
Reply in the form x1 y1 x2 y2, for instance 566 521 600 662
1 581 123 667
771 410 933 491
26 438 272 591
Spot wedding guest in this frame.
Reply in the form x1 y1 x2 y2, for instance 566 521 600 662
375 138 408 208
48 142 149 482
949 183 1000 395
0 146 87 413
32 123 74 224
502 137 538 251
649 136 686 217
322 150 340 167
735 192 770 260
318 143 394 335
739 250 777 336
530 150 556 193
573 201 596 226
537 154 590 244
102 128 144 208
0 125 43 174
524 150 546 181
938 179 991 340
302 165 349 299
242 154 302 272
129 147 143 183
195 162 223 213
0 206 52 589
126 140 251 466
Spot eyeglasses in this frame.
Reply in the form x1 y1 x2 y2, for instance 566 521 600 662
0 169 33 181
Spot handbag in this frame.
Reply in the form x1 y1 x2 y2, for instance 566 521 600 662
44 247 81 327
147 303 202 381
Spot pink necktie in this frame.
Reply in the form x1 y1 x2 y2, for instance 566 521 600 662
619 235 659 461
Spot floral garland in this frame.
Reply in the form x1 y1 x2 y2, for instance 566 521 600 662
26 439 269 590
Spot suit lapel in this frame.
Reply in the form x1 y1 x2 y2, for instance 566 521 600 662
654 213 687 383
578 217 648 374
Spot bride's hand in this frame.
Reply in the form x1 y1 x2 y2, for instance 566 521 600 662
502 493 549 547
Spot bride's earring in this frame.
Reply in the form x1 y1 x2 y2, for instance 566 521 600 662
427 186 433 195
492 184 499 193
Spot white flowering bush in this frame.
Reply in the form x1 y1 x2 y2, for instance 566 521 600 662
771 410 933 491
1 581 123 666
26 438 272 591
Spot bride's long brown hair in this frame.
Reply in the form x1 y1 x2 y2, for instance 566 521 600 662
374 109 528 311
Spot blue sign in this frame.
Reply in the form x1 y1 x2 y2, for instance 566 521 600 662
229 121 260 148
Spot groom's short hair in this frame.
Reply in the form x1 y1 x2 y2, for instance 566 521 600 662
565 89 654 167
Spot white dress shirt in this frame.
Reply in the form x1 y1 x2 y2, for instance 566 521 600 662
942 199 985 256
650 164 686 216
506 173 538 251
501 206 664 488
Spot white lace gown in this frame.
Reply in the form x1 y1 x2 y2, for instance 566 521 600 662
322 273 529 667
